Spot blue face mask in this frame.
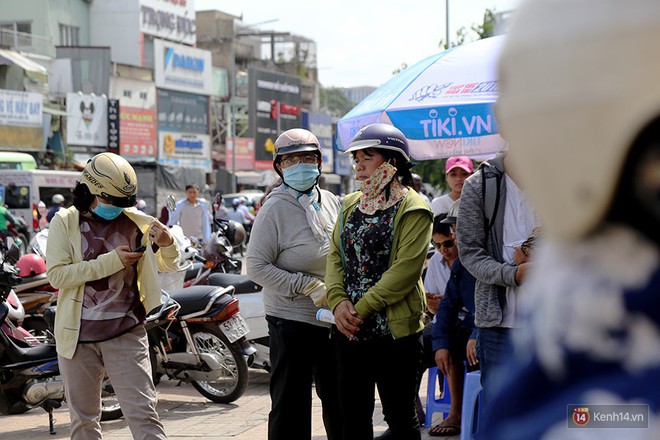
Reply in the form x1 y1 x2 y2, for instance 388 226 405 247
282 163 320 192
92 201 124 220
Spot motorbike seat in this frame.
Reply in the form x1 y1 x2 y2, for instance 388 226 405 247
13 272 50 292
7 343 59 365
184 262 205 281
208 273 261 294
167 285 232 317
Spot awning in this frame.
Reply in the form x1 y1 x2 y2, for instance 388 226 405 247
235 170 264 185
43 106 68 116
0 49 48 75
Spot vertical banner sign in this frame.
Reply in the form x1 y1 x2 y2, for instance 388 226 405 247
107 99 120 154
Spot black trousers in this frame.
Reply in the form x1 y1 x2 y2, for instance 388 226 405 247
333 330 423 440
267 315 343 440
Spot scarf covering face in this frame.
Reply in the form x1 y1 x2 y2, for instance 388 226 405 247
284 185 338 244
358 162 408 215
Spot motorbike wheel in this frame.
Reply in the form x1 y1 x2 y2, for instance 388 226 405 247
99 379 123 421
189 324 248 404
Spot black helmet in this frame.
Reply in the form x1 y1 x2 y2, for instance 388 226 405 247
224 220 246 247
345 123 411 161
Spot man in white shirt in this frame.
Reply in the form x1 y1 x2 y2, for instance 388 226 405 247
168 183 212 243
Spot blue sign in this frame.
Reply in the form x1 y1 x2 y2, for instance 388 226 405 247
387 102 498 141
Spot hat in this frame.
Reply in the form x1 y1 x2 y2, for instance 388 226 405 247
445 156 473 174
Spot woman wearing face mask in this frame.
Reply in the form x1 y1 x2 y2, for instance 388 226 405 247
46 152 180 439
325 123 433 440
246 128 342 440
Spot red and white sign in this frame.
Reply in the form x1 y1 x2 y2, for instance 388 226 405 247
119 107 157 158
226 137 255 171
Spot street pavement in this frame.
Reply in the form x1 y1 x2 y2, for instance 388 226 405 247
0 368 457 439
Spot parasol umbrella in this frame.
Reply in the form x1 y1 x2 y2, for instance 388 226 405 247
337 36 506 160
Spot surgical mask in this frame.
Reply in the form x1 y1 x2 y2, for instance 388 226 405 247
282 163 320 192
92 201 124 220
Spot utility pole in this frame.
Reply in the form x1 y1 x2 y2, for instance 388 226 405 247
446 0 450 48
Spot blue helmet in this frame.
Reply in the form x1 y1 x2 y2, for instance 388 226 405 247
345 123 411 161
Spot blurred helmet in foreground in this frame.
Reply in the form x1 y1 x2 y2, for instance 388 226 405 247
497 0 660 240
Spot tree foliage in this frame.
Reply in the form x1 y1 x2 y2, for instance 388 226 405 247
320 87 355 118
408 9 496 193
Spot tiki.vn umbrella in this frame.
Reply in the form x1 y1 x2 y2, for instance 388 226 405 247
337 36 505 160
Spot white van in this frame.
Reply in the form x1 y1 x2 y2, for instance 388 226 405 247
0 169 81 233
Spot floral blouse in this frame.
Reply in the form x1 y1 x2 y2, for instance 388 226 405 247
341 200 402 340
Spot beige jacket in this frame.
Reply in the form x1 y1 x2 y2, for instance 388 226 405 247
46 206 180 359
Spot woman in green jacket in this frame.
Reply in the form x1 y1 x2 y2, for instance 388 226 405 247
326 124 433 440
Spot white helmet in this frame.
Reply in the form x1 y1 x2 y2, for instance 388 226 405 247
497 0 660 240
52 194 65 204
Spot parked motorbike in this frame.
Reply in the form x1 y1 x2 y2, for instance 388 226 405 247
4 230 59 342
207 273 269 371
146 285 254 404
145 222 255 405
0 244 122 434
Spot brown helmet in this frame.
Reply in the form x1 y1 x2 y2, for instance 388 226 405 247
80 152 138 207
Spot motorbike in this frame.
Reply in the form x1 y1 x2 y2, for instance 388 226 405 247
146 285 254 404
140 222 255 406
0 244 122 434
10 230 59 341
207 272 269 371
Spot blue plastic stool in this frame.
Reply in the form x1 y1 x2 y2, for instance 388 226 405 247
460 370 482 440
424 366 452 428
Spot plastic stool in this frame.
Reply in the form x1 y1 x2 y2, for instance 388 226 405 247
460 370 482 440
424 366 452 428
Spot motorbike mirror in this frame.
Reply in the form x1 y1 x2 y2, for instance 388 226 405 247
5 244 20 265
166 194 176 212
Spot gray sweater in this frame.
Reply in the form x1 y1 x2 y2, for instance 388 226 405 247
246 185 340 327
456 153 518 328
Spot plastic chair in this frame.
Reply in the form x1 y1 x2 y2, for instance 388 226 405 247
424 366 452 428
460 370 482 440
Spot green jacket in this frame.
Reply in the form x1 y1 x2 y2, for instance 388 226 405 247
325 189 433 339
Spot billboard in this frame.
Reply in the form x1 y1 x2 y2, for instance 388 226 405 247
248 68 301 169
305 111 334 173
154 39 213 95
157 89 210 171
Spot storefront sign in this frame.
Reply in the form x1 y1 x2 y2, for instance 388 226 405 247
139 0 195 46
107 99 120 154
66 93 108 147
0 90 42 127
158 131 211 171
110 77 157 159
154 39 212 95
226 137 256 171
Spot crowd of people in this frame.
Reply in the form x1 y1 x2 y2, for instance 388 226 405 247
28 2 659 438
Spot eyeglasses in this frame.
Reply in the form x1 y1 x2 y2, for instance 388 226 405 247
280 153 318 167
432 239 455 250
